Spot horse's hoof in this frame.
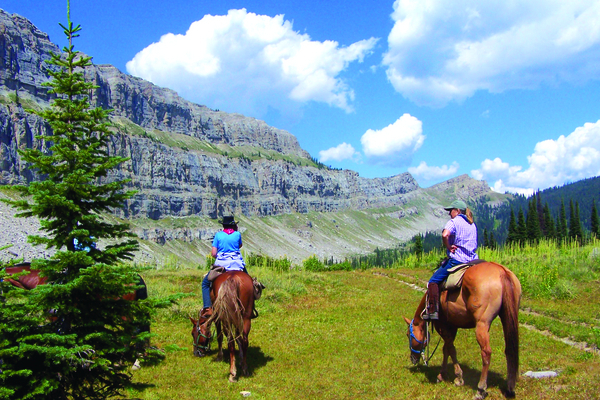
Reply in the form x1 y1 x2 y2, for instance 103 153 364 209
436 374 445 383
454 377 464 386
473 389 488 400
229 375 238 383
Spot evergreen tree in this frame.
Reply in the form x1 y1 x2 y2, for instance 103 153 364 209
413 234 423 259
489 232 497 249
516 207 527 245
0 10 160 399
569 200 583 242
543 202 555 240
559 199 568 240
483 228 490 248
526 198 542 242
536 191 546 236
506 207 518 245
591 201 599 238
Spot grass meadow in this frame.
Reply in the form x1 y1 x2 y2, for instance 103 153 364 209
124 240 600 400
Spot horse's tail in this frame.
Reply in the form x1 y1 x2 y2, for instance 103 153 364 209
499 267 521 396
210 275 244 339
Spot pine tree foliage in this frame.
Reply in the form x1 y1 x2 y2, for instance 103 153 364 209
526 198 542 243
569 200 583 242
0 11 163 400
591 202 599 238
517 208 527 245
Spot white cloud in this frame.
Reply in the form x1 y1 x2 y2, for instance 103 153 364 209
472 120 600 193
383 0 600 106
126 9 378 118
409 161 459 180
360 113 425 166
318 143 360 162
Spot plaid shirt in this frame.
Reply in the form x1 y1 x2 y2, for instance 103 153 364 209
444 214 478 263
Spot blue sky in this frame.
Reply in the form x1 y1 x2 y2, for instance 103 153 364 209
3 0 600 194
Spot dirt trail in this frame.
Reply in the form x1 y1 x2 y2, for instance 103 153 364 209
374 271 600 357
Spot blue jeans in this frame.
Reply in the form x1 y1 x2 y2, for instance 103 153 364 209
202 267 248 308
429 258 463 284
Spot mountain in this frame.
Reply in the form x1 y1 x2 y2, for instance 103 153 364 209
0 10 498 264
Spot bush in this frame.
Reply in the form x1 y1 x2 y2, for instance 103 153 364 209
303 255 325 272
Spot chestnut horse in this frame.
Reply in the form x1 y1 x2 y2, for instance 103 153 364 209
2 262 149 333
3 262 49 289
404 261 521 400
190 271 254 382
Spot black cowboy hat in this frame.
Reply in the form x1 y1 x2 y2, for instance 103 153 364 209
220 215 238 226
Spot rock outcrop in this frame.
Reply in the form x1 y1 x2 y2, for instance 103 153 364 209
0 9 427 220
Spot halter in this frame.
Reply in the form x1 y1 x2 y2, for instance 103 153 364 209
408 319 441 366
193 319 213 353
408 319 428 358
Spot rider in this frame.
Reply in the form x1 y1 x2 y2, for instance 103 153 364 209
200 216 247 318
424 200 478 320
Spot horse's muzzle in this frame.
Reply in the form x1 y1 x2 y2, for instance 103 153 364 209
410 353 420 365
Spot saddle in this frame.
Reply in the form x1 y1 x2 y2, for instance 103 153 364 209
440 259 486 291
205 265 266 315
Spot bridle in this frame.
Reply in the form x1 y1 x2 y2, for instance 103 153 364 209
407 319 440 366
193 319 213 355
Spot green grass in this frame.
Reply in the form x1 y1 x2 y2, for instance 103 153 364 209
123 261 600 400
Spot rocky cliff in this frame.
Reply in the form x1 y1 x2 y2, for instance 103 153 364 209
0 10 496 263
0 9 426 221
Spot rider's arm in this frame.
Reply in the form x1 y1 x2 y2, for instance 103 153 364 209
442 229 457 253
211 246 218 258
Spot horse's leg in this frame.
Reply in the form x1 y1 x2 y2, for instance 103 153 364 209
474 321 492 400
437 327 463 386
240 318 251 376
437 339 450 383
228 333 237 382
216 320 224 361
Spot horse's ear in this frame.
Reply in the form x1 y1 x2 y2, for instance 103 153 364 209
189 317 197 325
403 317 412 326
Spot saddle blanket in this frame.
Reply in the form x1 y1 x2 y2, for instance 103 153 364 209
440 259 486 291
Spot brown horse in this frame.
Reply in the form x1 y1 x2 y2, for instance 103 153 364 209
190 271 254 382
2 262 149 334
3 262 48 289
404 261 521 399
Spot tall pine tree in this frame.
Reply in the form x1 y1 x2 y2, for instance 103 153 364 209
559 198 568 241
543 202 556 240
526 198 542 243
1 7 161 399
591 201 599 238
506 206 518 245
517 207 527 245
569 200 583 243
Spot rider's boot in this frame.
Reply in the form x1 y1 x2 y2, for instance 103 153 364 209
423 282 439 320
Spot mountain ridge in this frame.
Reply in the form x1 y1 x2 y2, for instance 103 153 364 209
0 10 498 263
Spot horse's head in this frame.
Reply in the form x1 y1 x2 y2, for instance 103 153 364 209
189 316 212 357
403 316 427 365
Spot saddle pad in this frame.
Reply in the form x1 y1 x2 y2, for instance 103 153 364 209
441 259 486 291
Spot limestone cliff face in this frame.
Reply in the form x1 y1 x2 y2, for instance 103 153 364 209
0 9 428 220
